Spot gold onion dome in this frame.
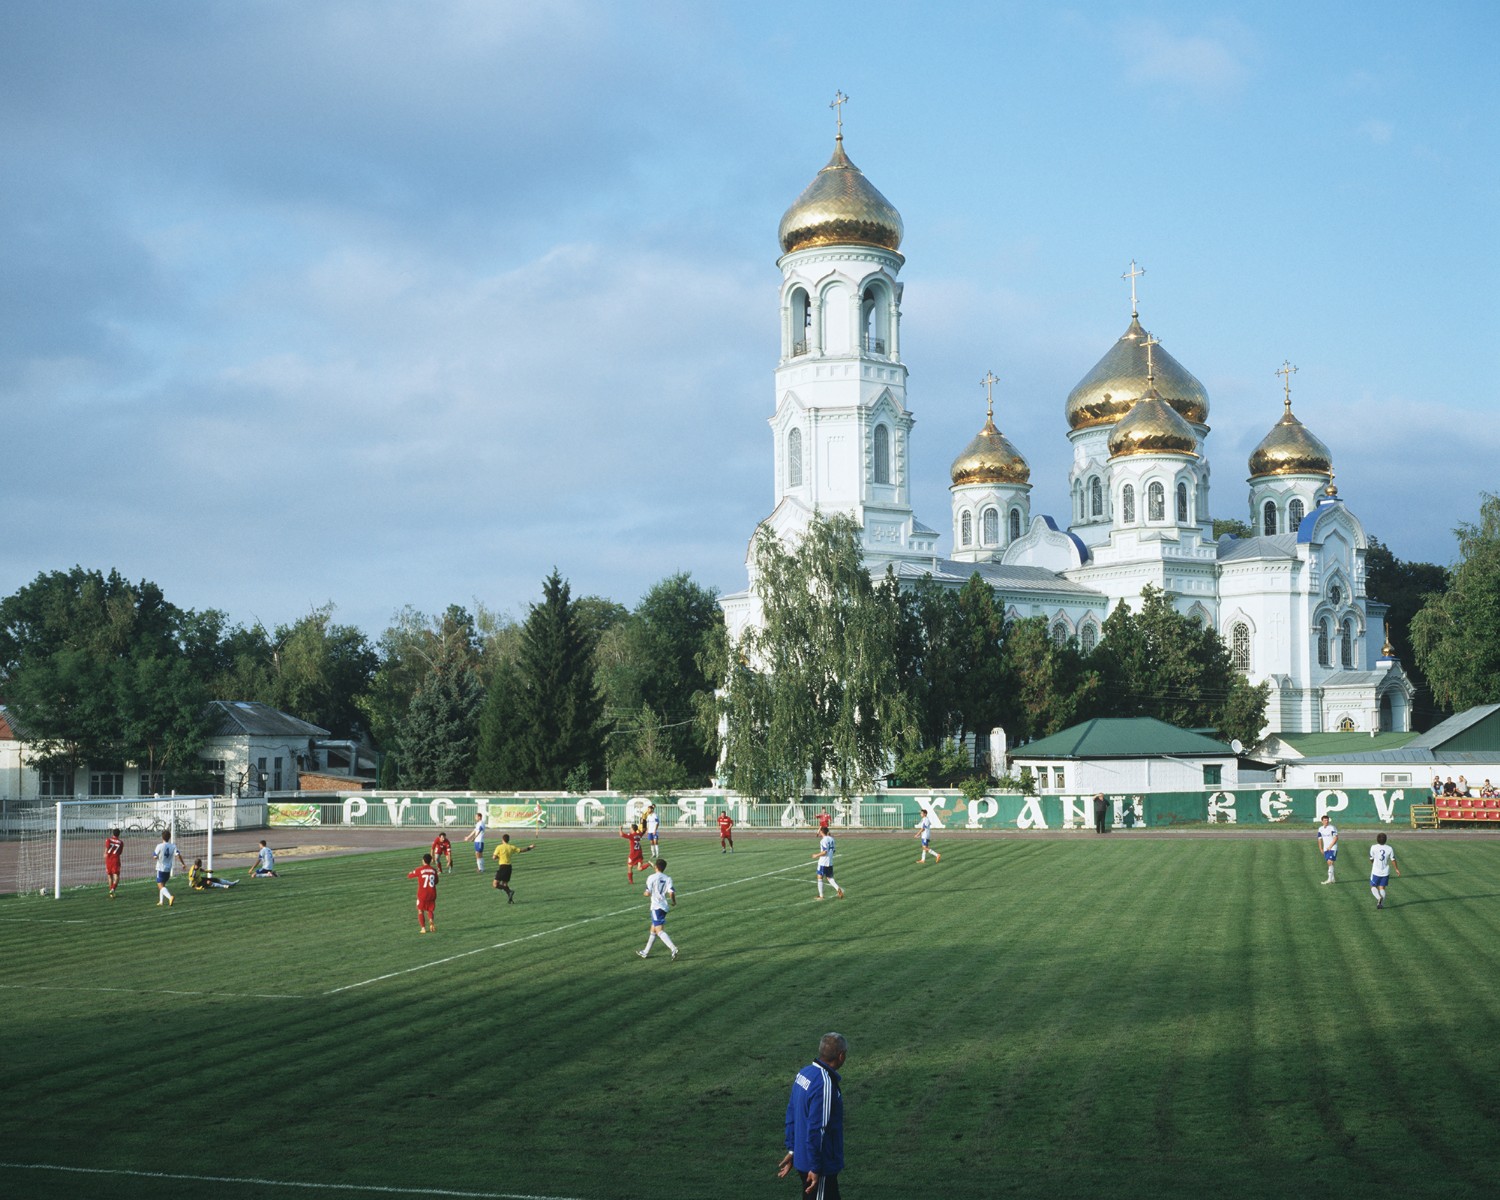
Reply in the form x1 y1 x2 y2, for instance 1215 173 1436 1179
1065 317 1210 431
951 411 1031 486
1107 388 1200 458
778 137 904 255
1248 400 1333 478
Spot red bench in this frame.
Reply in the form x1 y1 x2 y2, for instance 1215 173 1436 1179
1434 796 1500 823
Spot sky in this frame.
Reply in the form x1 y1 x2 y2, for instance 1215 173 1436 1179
3 1 1496 638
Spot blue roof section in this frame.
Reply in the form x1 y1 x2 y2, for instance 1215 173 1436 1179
1036 514 1091 565
893 559 1106 599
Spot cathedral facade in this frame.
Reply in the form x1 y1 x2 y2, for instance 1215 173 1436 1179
720 130 1413 737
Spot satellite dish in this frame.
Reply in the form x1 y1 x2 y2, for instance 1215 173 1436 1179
1231 738 1245 755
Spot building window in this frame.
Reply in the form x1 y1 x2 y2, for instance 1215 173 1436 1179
1122 484 1135 524
960 511 972 546
1330 584 1342 607
1380 772 1412 785
1080 623 1097 654
273 757 284 791
982 508 999 544
1341 618 1353 668
1009 508 1021 542
1203 764 1222 787
1089 476 1103 517
1053 768 1066 791
873 424 890 485
90 770 124 797
204 759 228 796
138 771 165 797
1263 500 1277 536
1176 481 1189 523
1051 621 1068 647
39 770 75 798
1231 622 1250 672
787 428 802 488
1315 771 1345 784
790 288 811 355
1148 481 1165 521
1317 619 1330 667
1289 498 1305 527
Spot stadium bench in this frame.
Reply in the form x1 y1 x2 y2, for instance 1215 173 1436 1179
1432 797 1500 824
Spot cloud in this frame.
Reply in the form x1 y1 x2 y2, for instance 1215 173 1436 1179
1115 18 1255 100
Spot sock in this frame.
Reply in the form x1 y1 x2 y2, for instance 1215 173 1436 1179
643 933 656 954
162 888 172 900
830 878 842 895
658 931 678 952
817 879 824 897
1371 886 1380 900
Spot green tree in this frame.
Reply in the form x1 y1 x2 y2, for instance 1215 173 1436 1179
1411 493 1500 711
999 616 1102 743
394 607 486 788
714 515 911 798
606 704 689 796
1213 517 1254 539
1366 535 1450 726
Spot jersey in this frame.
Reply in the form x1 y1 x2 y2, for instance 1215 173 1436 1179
918 816 934 841
256 845 276 872
153 840 179 876
645 812 660 836
470 820 486 845
492 842 524 867
784 1059 844 1176
817 834 836 870
1317 823 1339 852
645 871 674 915
817 812 832 834
1369 843 1397 877
717 814 734 837
621 828 645 858
408 864 438 901
104 835 123 864
432 835 451 857
189 865 212 890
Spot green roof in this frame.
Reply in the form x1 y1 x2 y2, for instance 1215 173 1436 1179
1277 731 1420 756
1015 717 1233 760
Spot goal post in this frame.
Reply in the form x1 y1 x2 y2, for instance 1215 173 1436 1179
22 796 217 899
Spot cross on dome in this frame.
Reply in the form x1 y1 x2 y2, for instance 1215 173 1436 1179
1141 331 1160 386
1276 360 1299 410
1122 259 1146 318
981 370 999 420
830 90 849 140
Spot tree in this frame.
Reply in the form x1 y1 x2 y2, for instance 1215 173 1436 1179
714 515 911 798
393 607 486 788
1411 493 1500 711
998 616 1102 743
606 704 689 796
1366 535 1449 725
1212 517 1253 539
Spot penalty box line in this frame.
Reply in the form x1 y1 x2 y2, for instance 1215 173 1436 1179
325 860 809 995
0 1161 589 1200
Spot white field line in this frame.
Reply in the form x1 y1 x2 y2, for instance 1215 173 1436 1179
0 1161 588 1199
0 982 308 1000
325 860 810 994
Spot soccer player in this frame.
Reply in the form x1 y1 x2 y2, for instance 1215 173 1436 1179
717 810 735 853
620 822 648 883
189 858 237 890
408 853 439 933
637 858 678 961
431 831 454 874
1316 814 1339 884
464 813 487 871
915 811 942 864
644 804 661 857
817 808 832 836
152 830 185 906
250 840 279 877
813 831 845 901
104 828 123 899
1369 833 1400 909
491 833 536 903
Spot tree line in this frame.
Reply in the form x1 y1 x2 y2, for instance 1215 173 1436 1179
1 494 1493 796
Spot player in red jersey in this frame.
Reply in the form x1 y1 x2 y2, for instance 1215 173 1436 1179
431 832 454 874
103 828 123 898
817 809 832 836
717 810 735 854
620 823 648 883
407 853 439 933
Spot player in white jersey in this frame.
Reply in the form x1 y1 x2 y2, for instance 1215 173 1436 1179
644 804 661 856
915 813 942 864
152 834 185 906
464 814 487 871
1368 833 1400 909
637 858 679 961
1316 815 1338 884
812 833 844 900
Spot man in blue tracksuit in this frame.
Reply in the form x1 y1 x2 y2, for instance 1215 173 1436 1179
779 1032 847 1198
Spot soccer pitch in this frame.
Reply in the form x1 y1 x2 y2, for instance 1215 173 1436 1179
2 831 1497 1200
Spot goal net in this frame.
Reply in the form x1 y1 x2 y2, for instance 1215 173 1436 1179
19 796 218 899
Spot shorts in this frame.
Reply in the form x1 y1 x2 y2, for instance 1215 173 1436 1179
473 842 485 855
417 895 436 912
817 864 834 878
650 908 668 927
105 858 121 873
920 835 932 846
1324 849 1337 862
1370 873 1390 888
627 853 645 867
156 870 172 885
495 865 514 883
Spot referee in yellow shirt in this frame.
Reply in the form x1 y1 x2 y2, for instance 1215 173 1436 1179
491 833 536 904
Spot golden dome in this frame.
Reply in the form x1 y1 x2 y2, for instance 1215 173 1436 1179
778 137 904 255
1065 317 1210 431
950 411 1030 487
1107 388 1200 458
1248 400 1333 478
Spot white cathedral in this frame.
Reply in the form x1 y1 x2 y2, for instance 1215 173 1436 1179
720 125 1414 737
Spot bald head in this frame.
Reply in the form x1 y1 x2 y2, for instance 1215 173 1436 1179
818 1032 848 1066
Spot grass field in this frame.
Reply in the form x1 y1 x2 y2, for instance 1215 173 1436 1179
2 830 1498 1200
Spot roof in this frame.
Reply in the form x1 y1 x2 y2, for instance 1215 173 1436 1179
1404 703 1500 751
1217 534 1299 562
1014 717 1234 759
207 700 330 739
890 559 1106 599
1276 732 1421 757
0 705 19 740
1292 705 1500 765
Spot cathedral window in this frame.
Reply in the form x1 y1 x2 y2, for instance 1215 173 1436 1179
1051 621 1068 647
1148 482 1165 522
787 428 803 488
961 511 972 546
1263 500 1277 536
1089 477 1103 518
873 424 891 485
790 288 811 356
1289 498 1305 528
1318 619 1330 667
861 286 889 354
1009 508 1022 542
1176 482 1189 523
1341 618 1353 668
1122 484 1135 524
1231 622 1250 672
982 507 999 544
1080 623 1097 654
1329 584 1342 607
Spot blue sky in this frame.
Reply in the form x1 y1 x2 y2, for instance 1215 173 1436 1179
2 1 1495 636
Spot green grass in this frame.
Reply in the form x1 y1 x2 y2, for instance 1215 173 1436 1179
2 832 1498 1199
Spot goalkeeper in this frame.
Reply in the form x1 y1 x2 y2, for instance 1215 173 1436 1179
189 858 238 890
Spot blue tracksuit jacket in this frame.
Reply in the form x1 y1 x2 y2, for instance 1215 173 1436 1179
784 1059 844 1176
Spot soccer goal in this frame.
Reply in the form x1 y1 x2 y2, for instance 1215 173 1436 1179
19 796 219 899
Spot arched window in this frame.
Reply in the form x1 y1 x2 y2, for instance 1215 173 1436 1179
860 286 888 354
960 511 972 546
873 424 890 485
982 508 999 544
1263 500 1277 536
1330 584 1342 607
1338 715 1356 732
1341 618 1353 668
787 428 802 488
1176 481 1189 523
1231 622 1250 672
790 288 811 355
1009 508 1022 542
1289 498 1305 528
1148 482 1165 522
1122 484 1135 524
1090 477 1103 518
1318 619 1330 667
1080 624 1097 654
1051 621 1068 647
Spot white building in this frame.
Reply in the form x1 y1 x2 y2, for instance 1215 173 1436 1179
722 125 1414 736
